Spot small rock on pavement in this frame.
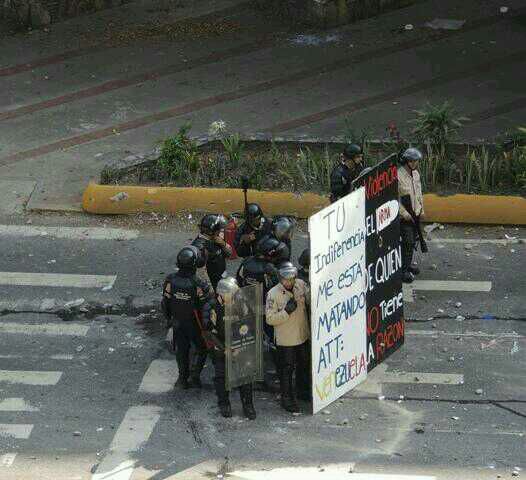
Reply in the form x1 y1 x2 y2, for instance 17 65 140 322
73 431 82 437
414 426 425 434
512 472 520 477
359 414 368 420
76 345 84 353
464 244 473 250
341 418 349 425
322 410 331 415
451 416 460 421
449 356 455 362
455 302 462 308
64 298 85 309
475 389 483 395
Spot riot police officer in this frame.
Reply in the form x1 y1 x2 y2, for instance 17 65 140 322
330 144 364 203
298 247 310 284
236 236 288 298
398 147 425 283
234 203 272 258
269 216 295 258
266 261 310 413
192 214 233 290
161 246 212 389
202 277 257 420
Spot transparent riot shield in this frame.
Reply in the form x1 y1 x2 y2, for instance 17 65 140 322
224 283 264 390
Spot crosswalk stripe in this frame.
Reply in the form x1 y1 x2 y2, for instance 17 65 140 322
0 398 39 412
0 322 90 336
138 360 178 394
0 225 139 240
404 280 492 303
429 238 524 245
223 467 436 480
0 453 17 467
0 272 116 289
0 424 33 439
0 370 62 386
91 405 162 480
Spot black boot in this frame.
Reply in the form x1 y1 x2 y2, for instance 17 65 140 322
240 386 256 420
189 350 207 388
218 401 232 418
408 265 420 275
402 271 414 284
175 376 190 389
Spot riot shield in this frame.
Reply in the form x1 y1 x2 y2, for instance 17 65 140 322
224 283 264 390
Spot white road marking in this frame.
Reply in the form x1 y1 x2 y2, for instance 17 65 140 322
404 280 492 303
0 225 139 241
354 364 463 395
0 370 62 386
91 405 162 480
0 398 39 412
0 424 33 439
0 354 79 360
138 360 178 394
0 272 116 289
0 322 90 336
429 238 524 245
0 453 17 467
407 330 523 339
229 467 435 480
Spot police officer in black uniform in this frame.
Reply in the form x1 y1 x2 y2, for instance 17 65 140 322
269 216 295 258
298 247 310 284
234 203 272 258
330 144 364 203
192 214 233 290
161 246 212 389
202 277 257 420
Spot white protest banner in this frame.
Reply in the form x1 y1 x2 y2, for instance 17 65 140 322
309 187 368 414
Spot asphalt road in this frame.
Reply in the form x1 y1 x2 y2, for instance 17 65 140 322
0 215 524 479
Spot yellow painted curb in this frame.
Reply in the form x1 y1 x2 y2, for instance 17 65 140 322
82 183 526 225
423 193 526 225
82 183 329 218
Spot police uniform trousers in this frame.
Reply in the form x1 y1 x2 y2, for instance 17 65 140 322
400 220 416 273
173 324 208 382
211 348 253 406
278 341 310 400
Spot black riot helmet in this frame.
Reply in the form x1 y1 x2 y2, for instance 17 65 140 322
199 213 228 236
256 236 281 259
272 216 295 242
177 245 200 272
277 261 298 280
274 241 290 264
343 144 363 161
298 247 310 269
246 203 264 228
399 148 423 166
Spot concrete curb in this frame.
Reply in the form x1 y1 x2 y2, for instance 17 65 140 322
82 183 526 225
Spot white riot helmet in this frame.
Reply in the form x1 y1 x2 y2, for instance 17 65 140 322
216 276 239 304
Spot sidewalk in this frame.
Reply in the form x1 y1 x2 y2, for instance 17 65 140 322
0 0 524 212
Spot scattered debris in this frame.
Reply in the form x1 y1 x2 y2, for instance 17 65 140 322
378 395 385 401
448 356 455 362
404 24 414 30
64 298 85 309
102 285 113 291
290 33 340 46
424 223 440 234
341 418 349 425
110 192 129 202
76 345 84 353
414 426 425 434
455 302 462 308
322 410 331 415
439 225 445 230
437 309 444 314
73 431 82 437
464 244 473 250
500 6 509 13
475 389 483 395
425 18 466 30
456 315 465 321
359 414 368 420
451 416 460 421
